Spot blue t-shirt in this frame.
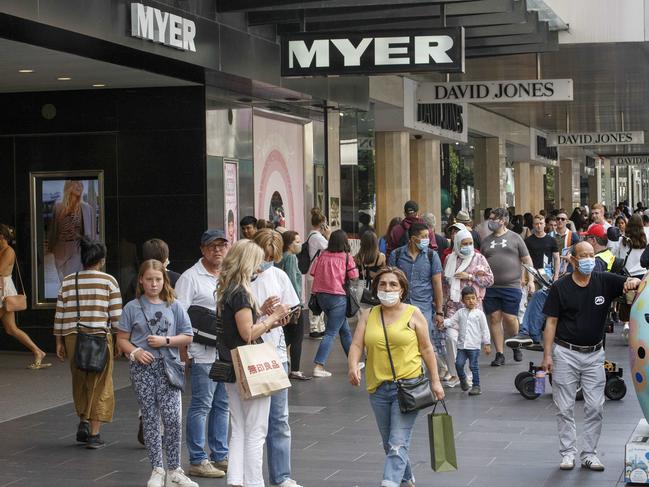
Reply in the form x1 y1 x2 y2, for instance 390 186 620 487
388 245 443 306
118 297 193 360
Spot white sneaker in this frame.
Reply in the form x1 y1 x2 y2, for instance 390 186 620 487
623 323 630 344
271 479 303 487
147 467 165 487
168 468 199 487
559 454 575 470
581 455 605 471
313 366 332 378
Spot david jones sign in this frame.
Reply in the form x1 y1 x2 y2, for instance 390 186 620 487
281 28 464 77
547 131 645 147
131 3 197 52
417 79 573 103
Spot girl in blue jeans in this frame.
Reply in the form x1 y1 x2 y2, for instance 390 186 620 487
348 267 445 487
310 230 359 377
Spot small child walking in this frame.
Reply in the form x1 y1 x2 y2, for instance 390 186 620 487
444 286 491 396
116 260 197 487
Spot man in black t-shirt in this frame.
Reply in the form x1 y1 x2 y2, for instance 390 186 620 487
541 241 640 473
525 215 559 280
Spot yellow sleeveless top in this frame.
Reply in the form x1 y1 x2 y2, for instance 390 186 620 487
365 304 422 393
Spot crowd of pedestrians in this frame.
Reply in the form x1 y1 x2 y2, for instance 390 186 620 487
0 198 647 486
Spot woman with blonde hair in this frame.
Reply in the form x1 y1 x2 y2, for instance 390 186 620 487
0 224 50 369
217 240 291 487
49 180 98 281
117 259 196 487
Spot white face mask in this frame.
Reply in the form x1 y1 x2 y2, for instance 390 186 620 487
377 290 400 307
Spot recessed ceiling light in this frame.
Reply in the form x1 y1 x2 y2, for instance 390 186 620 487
18 69 34 73
57 77 71 81
92 84 106 87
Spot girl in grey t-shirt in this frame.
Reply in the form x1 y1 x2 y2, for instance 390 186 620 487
116 259 196 487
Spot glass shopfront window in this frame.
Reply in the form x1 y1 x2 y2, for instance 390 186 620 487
339 106 375 237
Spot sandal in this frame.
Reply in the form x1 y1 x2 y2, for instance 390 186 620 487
27 360 52 370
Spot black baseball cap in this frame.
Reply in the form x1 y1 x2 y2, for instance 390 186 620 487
404 200 419 214
201 229 228 246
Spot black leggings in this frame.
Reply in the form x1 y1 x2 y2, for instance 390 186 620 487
283 310 306 372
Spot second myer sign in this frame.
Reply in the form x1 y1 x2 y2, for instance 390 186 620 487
281 28 464 77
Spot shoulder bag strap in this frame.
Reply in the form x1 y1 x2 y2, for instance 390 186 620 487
75 272 81 332
13 256 25 294
379 308 398 383
344 252 350 285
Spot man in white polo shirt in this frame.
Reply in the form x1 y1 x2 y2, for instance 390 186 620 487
176 229 229 478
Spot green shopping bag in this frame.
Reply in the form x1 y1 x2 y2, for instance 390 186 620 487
428 400 458 472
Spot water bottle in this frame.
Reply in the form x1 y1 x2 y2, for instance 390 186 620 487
534 370 546 394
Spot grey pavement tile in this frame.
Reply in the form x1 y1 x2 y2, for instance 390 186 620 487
0 332 644 487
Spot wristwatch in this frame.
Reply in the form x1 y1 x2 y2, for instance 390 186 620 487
436 312 444 316
166 337 170 346
129 347 141 362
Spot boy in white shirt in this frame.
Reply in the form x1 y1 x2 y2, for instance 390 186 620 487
444 286 491 396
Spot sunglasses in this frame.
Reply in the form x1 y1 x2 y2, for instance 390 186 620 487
557 217 567 221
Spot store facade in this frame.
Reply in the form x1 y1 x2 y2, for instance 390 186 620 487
0 1 334 348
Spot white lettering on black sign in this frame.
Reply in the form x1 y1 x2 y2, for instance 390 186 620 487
281 28 464 77
131 3 196 52
417 103 464 134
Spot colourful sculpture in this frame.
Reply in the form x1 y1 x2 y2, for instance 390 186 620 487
629 277 649 419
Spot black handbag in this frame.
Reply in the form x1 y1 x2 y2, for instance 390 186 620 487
360 261 380 306
380 308 436 414
73 273 109 373
344 253 360 318
209 304 236 383
140 300 185 391
308 293 322 315
209 359 236 383
187 305 218 346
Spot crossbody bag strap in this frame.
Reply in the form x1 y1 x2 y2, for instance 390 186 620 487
75 272 81 332
344 252 350 285
138 298 164 358
379 308 398 383
13 256 25 294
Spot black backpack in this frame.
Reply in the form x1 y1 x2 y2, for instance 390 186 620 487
298 233 320 274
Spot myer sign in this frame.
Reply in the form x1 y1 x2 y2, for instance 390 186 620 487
548 131 645 146
417 79 573 103
610 156 649 164
131 3 196 52
281 28 464 77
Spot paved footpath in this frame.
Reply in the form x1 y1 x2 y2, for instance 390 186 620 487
0 329 641 487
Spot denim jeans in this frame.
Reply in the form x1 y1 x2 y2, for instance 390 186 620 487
519 288 549 343
186 362 229 464
314 293 352 366
268 362 292 485
369 380 418 487
455 349 481 387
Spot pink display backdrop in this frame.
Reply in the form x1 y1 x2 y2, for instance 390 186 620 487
253 115 305 238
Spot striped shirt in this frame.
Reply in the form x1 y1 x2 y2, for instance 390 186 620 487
54 270 122 336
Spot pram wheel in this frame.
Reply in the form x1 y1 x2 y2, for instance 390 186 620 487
515 371 533 391
518 376 541 400
604 376 626 400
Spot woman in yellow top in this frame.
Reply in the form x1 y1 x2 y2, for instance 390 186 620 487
349 267 444 487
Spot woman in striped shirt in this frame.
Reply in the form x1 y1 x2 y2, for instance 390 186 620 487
54 237 122 449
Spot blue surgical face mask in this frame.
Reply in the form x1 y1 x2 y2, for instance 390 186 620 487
577 257 596 275
487 220 501 232
260 261 274 273
416 238 430 250
459 245 473 257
